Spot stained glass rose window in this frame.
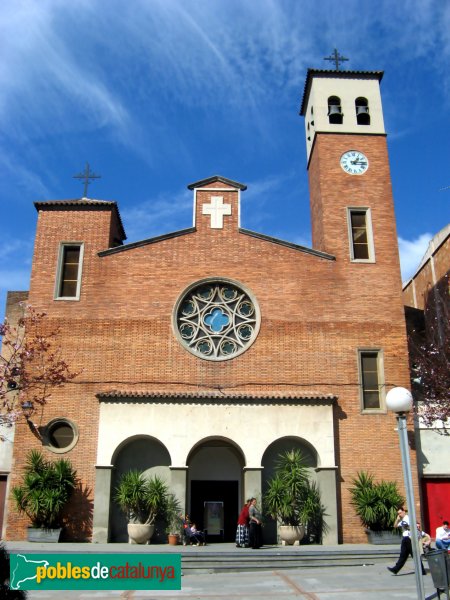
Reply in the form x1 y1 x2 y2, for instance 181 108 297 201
173 278 260 361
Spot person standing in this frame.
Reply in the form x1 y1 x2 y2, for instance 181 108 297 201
248 497 263 549
236 499 251 548
387 507 426 575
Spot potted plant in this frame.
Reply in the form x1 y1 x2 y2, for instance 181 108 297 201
114 470 170 544
11 449 77 542
264 449 326 545
165 494 183 545
350 471 404 544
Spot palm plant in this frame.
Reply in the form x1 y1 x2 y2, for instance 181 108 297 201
114 470 169 525
12 449 76 528
264 449 327 543
350 471 404 532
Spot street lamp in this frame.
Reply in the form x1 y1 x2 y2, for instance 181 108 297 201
21 401 35 419
386 386 425 600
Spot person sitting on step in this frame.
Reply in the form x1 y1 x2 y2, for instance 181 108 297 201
185 522 205 546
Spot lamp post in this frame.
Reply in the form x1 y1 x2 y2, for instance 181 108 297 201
386 387 425 600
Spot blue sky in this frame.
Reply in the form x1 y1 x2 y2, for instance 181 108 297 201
1 0 449 320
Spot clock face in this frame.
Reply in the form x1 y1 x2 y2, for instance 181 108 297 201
340 151 369 175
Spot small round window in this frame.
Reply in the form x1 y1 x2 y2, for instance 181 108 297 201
173 278 260 361
44 419 78 454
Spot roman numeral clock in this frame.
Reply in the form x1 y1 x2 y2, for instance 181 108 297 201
340 150 369 175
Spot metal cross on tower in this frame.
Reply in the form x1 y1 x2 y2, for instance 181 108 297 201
324 48 349 71
73 162 101 197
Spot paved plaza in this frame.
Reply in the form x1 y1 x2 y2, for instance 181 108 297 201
4 542 442 600
19 564 438 600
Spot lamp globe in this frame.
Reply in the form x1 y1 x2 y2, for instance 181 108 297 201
386 387 413 414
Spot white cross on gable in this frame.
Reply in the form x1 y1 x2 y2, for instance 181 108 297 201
202 196 232 229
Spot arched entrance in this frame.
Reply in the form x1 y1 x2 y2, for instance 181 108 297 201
109 436 171 542
187 438 245 542
261 436 319 544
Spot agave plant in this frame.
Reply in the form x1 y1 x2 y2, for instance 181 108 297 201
12 449 77 529
114 470 169 525
350 471 404 532
264 449 327 542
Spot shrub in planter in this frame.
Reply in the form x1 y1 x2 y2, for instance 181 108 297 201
114 470 170 544
264 449 327 544
114 470 170 525
350 471 404 532
12 449 76 533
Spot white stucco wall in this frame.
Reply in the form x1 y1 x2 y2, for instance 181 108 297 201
0 425 14 472
97 400 336 469
418 427 450 475
304 76 385 160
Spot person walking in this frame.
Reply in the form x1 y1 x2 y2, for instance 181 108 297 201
387 507 426 575
248 498 263 549
235 499 251 547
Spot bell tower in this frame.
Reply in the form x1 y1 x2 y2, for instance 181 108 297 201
300 67 401 282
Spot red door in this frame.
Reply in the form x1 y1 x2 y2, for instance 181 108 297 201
422 478 450 538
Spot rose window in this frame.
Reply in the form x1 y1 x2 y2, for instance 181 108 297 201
173 279 260 361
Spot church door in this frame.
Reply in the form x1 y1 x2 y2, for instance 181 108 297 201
187 440 244 543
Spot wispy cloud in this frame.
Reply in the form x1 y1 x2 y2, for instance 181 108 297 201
1 0 449 164
0 2 130 141
121 188 193 242
0 154 51 199
398 233 433 283
0 237 33 315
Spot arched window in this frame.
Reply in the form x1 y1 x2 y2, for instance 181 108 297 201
355 97 370 125
328 96 343 124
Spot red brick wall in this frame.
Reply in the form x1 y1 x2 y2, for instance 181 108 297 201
6 167 416 542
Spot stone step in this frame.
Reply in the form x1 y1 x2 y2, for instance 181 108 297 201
179 548 400 573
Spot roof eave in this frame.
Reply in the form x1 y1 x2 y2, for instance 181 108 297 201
187 175 247 191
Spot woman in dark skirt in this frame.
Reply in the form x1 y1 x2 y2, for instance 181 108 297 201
235 499 251 547
249 498 263 549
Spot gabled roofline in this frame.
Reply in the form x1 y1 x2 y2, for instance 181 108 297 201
299 68 384 116
187 175 247 191
34 198 126 241
98 226 336 259
239 228 335 260
98 227 196 256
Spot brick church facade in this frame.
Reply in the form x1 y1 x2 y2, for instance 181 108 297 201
3 67 416 544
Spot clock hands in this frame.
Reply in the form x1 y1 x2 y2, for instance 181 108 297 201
341 151 368 174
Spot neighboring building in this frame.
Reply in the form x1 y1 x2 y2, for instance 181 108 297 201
403 224 450 536
3 66 415 544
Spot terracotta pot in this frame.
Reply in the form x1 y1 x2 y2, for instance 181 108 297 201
168 533 179 545
279 525 305 546
127 523 155 544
